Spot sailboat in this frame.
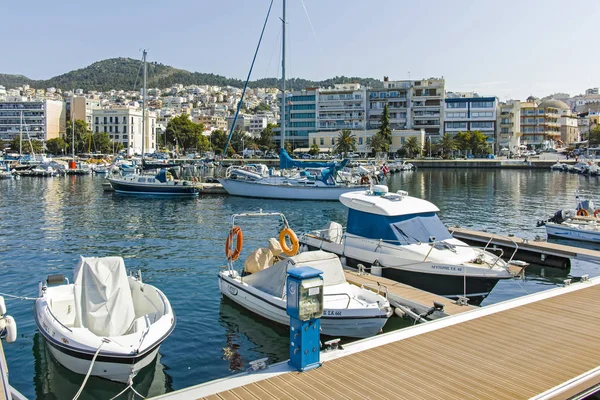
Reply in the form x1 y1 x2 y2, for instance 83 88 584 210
217 0 368 200
107 51 198 197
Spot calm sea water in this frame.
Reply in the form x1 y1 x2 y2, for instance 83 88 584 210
1 169 599 399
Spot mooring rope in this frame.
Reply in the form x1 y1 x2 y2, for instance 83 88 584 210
0 291 37 301
72 338 109 400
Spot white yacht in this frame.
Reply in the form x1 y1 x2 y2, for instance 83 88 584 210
34 256 175 382
218 212 392 338
301 186 516 304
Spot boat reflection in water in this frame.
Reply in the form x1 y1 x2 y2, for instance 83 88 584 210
33 332 173 399
218 297 289 372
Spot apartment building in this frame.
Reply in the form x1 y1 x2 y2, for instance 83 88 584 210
498 100 521 153
277 88 317 148
0 99 66 142
92 108 156 156
368 78 412 130
196 115 227 131
444 96 499 149
520 99 568 148
68 96 102 127
316 83 367 132
411 78 444 139
559 109 579 145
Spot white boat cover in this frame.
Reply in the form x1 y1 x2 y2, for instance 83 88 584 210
73 256 135 337
242 250 346 298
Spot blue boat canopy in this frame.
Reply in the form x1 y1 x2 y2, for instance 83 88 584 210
279 148 348 170
347 209 452 245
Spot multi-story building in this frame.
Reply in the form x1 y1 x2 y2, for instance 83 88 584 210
249 115 268 135
277 88 317 148
520 99 568 148
0 99 66 142
196 115 227 131
368 78 412 130
68 96 102 127
559 109 579 145
411 78 444 139
316 83 367 132
498 100 521 153
92 107 156 156
226 113 252 133
444 96 499 150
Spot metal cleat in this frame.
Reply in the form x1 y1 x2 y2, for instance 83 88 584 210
563 279 572 286
248 357 269 371
456 296 469 306
323 338 342 351
581 274 589 282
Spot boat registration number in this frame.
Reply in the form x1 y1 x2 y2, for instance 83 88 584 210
325 310 342 316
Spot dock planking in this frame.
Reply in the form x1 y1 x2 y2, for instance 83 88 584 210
343 270 475 317
148 277 600 400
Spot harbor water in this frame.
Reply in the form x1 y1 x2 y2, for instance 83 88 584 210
1 169 600 399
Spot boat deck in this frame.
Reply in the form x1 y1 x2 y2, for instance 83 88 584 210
343 270 474 317
155 277 600 400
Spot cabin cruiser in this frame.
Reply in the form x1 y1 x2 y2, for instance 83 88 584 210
108 168 198 196
34 256 175 382
300 186 516 304
218 212 392 338
218 149 368 201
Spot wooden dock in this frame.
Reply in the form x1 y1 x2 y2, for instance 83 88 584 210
450 227 600 268
343 270 474 317
154 277 600 400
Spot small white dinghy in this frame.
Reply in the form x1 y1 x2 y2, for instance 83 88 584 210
218 212 392 338
34 256 175 383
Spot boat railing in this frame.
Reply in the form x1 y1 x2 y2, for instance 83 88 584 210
358 282 389 299
323 292 351 309
305 227 511 270
45 306 73 333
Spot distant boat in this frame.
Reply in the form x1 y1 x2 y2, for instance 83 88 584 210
108 168 198 196
540 196 600 243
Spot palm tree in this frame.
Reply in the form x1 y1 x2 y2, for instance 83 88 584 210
368 133 387 155
334 129 357 158
439 133 457 158
403 136 421 158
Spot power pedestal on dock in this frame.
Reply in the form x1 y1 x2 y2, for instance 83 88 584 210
286 267 324 372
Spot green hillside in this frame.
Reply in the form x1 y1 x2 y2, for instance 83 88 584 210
0 58 382 92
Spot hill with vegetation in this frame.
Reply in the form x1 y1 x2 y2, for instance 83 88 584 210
0 58 383 92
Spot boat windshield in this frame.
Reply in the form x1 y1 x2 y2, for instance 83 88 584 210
347 209 452 245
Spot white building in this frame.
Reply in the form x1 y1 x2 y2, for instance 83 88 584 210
308 129 424 155
0 99 66 142
498 100 522 154
317 83 367 131
92 107 156 156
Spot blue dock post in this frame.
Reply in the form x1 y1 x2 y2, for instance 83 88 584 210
286 267 324 372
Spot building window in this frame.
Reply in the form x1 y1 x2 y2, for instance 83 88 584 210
447 102 467 109
471 101 494 108
104 117 107 124
109 116 113 123
471 121 493 129
359 137 363 145
401 137 405 144
331 138 335 145
95 126 99 133
109 126 113 133
320 138 324 145
115 126 119 133
471 111 494 118
95 117 99 124
123 116 127 123
312 138 316 145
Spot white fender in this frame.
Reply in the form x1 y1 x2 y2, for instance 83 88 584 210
0 296 5 315
0 318 5 331
4 315 16 343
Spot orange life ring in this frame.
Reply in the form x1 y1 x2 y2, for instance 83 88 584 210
360 176 369 185
577 209 589 217
594 209 600 218
279 228 299 256
225 226 243 261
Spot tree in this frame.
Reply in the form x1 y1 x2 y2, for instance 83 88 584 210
334 129 357 158
403 136 421 158
91 132 112 154
258 124 275 151
10 136 43 155
454 131 491 156
164 114 205 153
196 134 211 153
309 143 320 156
454 131 472 156
46 137 67 155
210 129 228 154
65 119 91 155
370 104 392 153
589 125 600 147
439 133 457 158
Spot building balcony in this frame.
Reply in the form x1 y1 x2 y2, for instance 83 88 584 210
413 113 440 118
500 122 514 126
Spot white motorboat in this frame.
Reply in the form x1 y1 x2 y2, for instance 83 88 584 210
540 198 600 243
300 185 516 304
34 256 175 383
218 212 392 338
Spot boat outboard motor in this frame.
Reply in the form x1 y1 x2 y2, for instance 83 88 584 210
547 209 571 224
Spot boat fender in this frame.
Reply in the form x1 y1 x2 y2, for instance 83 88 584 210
577 209 589 217
226 226 243 261
279 228 299 256
0 296 5 315
594 209 600 218
394 307 406 318
3 315 16 343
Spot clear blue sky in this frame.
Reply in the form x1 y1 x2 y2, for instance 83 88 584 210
3 0 599 100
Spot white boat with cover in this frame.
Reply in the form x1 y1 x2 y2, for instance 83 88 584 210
218 212 392 338
540 197 600 243
301 185 517 304
34 256 175 383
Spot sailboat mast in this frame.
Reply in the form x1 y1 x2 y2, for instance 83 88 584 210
280 0 286 150
142 50 147 160
19 111 22 156
72 90 75 160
